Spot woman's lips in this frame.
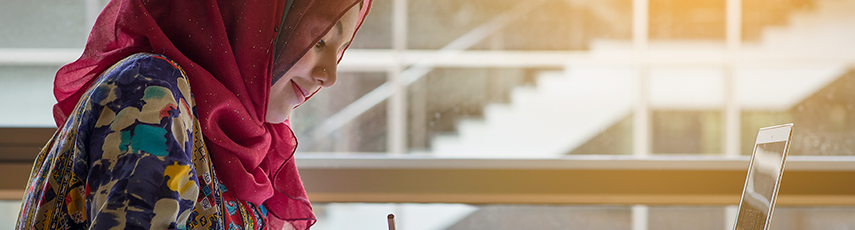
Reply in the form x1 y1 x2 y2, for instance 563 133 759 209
290 80 310 103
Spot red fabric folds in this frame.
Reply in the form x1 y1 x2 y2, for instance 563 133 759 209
52 0 372 229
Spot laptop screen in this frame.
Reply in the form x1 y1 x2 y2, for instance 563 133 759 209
734 141 788 230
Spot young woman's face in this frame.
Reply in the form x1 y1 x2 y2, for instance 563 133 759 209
266 4 361 123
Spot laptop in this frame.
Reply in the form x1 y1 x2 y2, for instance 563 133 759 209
732 123 794 230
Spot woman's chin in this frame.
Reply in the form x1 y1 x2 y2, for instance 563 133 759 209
265 109 292 124
266 116 287 124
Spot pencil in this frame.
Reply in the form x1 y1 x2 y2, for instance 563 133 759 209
387 213 396 230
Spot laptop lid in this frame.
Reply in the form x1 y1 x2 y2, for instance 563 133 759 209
733 123 793 230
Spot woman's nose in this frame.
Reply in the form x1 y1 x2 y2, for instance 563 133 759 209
312 52 338 87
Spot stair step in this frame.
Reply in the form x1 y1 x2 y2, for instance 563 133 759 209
430 0 854 157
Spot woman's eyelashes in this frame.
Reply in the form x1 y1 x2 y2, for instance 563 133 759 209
338 42 350 53
315 39 326 48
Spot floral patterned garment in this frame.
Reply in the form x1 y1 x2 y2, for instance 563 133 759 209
17 53 269 230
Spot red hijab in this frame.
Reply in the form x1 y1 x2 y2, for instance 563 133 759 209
52 0 371 228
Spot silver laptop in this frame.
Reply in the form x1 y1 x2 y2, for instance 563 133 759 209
732 123 794 230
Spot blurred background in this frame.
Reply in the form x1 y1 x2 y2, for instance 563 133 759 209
2 0 855 229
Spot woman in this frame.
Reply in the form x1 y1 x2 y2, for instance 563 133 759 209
16 0 371 229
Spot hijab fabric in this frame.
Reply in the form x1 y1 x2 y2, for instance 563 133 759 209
52 0 372 228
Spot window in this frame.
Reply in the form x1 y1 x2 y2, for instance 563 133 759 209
3 0 854 229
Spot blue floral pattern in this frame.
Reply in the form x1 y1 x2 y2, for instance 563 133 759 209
17 53 268 230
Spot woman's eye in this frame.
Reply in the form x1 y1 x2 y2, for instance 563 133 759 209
315 39 326 48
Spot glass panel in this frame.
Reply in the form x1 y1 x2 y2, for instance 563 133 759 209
448 204 631 230
313 203 478 230
312 203 631 230
4 200 855 229
0 200 21 230
649 206 726 230
0 66 61 127
4 0 855 158
291 72 389 153
350 0 392 49
652 110 723 155
770 206 855 230
0 0 87 48
739 69 855 156
742 0 816 42
649 0 725 41
311 203 855 230
649 67 724 155
407 0 631 50
411 68 534 153
566 114 633 155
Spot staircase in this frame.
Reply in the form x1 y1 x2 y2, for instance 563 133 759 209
429 0 854 158
432 67 634 158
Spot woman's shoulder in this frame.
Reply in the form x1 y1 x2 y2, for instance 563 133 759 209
80 52 197 126
111 52 182 71
90 53 194 108
101 52 187 84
